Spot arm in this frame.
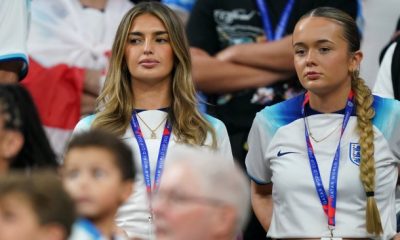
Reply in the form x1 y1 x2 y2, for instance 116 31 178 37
191 48 294 94
215 35 295 71
0 61 23 83
81 69 102 115
373 42 396 98
0 0 29 81
251 181 273 231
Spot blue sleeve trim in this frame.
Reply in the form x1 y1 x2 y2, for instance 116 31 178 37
0 53 29 80
247 173 271 185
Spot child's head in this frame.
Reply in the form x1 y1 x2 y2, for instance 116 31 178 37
62 130 135 221
0 170 75 240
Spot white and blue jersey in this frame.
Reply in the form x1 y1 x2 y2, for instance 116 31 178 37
0 0 30 79
69 218 127 240
246 94 400 239
73 110 233 239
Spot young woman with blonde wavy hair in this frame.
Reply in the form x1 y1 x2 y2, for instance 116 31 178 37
246 7 400 239
73 2 232 239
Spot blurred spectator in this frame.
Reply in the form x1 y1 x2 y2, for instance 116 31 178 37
373 16 400 99
0 84 57 173
153 147 250 240
0 0 30 83
0 170 75 240
62 130 135 240
21 0 133 158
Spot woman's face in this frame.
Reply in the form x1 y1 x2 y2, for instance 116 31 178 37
0 111 23 172
292 17 361 96
124 13 174 87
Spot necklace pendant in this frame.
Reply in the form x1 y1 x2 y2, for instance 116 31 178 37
150 132 157 139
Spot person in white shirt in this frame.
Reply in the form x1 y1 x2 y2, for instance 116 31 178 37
0 0 30 83
73 2 233 239
246 7 399 239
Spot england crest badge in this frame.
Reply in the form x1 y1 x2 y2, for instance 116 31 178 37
349 142 361 165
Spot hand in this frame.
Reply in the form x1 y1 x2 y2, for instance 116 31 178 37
393 233 400 240
215 45 240 62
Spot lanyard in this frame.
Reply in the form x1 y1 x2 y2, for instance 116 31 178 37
130 113 172 201
255 0 295 41
302 91 354 229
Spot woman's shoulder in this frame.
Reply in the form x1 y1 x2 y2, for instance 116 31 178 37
73 114 96 133
256 94 304 124
203 113 225 129
373 95 400 114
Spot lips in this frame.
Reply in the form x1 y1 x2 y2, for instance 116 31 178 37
139 59 160 68
304 71 321 80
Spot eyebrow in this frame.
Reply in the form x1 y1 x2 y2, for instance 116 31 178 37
128 31 168 37
293 39 334 47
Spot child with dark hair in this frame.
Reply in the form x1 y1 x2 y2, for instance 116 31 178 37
0 170 76 240
62 130 136 240
0 84 57 173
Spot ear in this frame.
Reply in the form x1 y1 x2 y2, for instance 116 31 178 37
0 130 24 159
349 50 363 73
210 205 237 239
39 224 68 240
119 181 134 203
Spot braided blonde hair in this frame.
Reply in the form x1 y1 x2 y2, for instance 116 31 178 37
351 72 382 234
301 7 383 235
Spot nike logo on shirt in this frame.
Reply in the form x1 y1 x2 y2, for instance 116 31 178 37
277 150 298 157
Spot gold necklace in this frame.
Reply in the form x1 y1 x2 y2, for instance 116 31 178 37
136 112 168 139
305 116 341 143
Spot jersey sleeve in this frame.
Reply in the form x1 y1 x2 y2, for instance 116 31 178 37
185 0 220 55
0 0 30 79
204 114 234 163
72 115 95 135
373 42 396 98
373 97 400 163
215 120 234 163
245 113 272 184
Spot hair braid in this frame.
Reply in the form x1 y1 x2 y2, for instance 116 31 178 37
351 72 383 235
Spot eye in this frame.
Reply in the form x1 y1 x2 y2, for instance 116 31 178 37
1 210 17 222
319 47 331 54
65 169 79 179
128 38 142 45
156 37 169 44
93 168 106 178
294 48 306 56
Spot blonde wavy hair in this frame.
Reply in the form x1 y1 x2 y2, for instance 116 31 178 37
92 2 217 149
301 7 382 235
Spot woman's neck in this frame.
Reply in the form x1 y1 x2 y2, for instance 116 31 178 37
308 86 352 113
132 80 172 110
79 0 107 10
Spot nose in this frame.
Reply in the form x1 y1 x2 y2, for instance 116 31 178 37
143 39 154 55
305 50 316 67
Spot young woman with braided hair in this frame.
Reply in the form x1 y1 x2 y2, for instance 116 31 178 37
246 7 399 239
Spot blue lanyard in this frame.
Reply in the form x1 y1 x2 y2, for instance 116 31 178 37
130 113 172 199
302 91 354 228
255 0 295 41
